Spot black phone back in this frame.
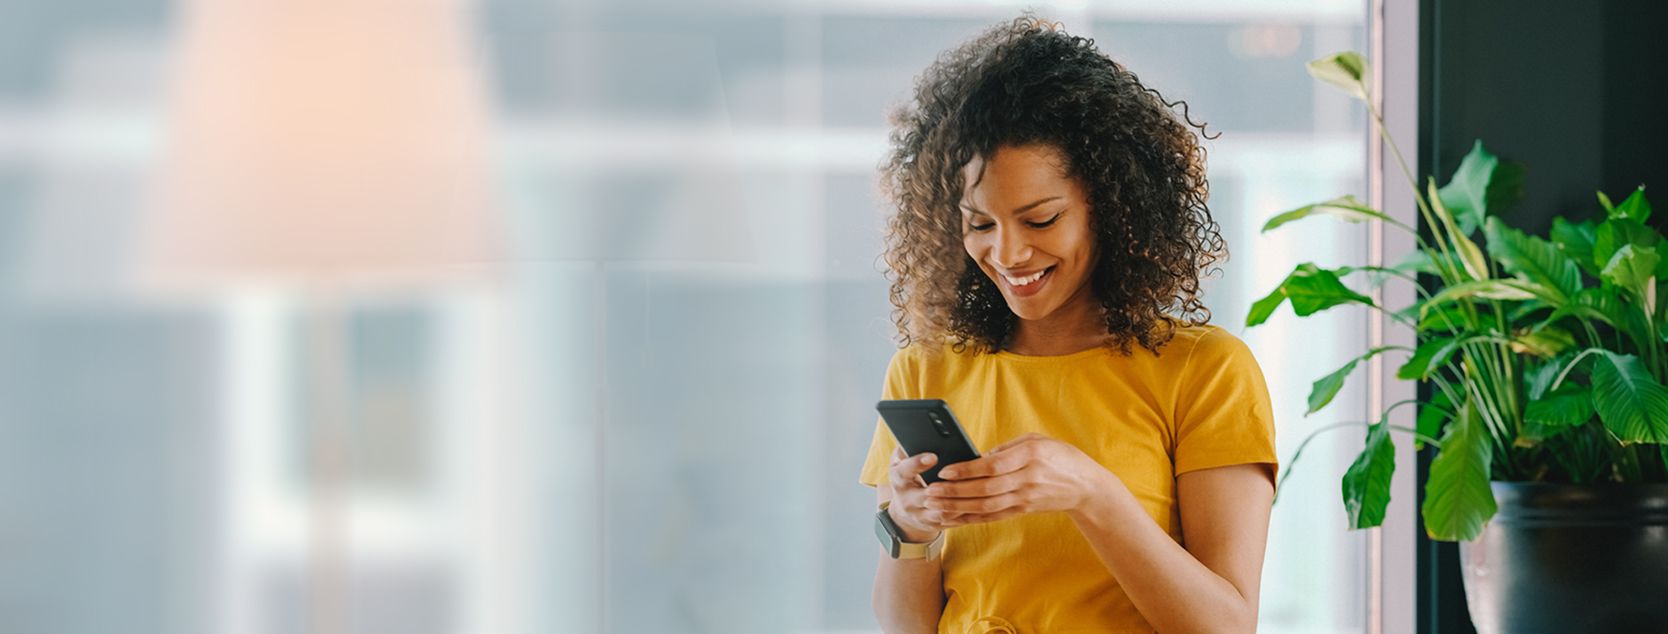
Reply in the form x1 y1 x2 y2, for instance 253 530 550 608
876 399 981 484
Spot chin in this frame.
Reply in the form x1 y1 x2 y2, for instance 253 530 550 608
1003 298 1054 321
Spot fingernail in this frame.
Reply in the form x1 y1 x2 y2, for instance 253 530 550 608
939 469 956 479
921 454 936 465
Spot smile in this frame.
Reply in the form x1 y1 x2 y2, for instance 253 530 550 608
1002 269 1047 286
999 266 1054 295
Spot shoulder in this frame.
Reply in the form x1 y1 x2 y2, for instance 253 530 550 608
1167 324 1260 374
885 339 940 378
884 339 990 390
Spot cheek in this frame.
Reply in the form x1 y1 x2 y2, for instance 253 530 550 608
1067 223 1098 265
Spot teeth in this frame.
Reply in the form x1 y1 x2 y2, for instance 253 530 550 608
1002 268 1047 286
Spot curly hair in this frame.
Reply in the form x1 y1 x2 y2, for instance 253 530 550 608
880 15 1225 356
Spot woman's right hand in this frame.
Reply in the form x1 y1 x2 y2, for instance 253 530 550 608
886 446 957 543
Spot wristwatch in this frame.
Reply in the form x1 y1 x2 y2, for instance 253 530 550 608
875 500 944 560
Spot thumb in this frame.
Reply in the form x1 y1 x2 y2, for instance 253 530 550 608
899 451 938 477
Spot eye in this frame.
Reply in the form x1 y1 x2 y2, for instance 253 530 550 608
1027 213 1062 229
968 222 995 232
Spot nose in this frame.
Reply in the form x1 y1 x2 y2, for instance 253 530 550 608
990 225 1033 269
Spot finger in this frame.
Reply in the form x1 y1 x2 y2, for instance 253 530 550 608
889 452 938 488
939 506 1027 527
925 470 1026 499
923 490 1026 515
890 446 905 466
988 432 1045 454
914 500 966 526
938 450 1026 481
892 491 957 531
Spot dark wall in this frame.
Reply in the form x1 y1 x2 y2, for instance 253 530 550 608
1427 0 1668 235
1599 3 1668 217
1418 2 1668 633
1430 0 1668 235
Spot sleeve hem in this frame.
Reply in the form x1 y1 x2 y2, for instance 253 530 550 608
1175 455 1278 478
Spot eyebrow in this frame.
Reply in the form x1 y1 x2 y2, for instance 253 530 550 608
959 196 1063 217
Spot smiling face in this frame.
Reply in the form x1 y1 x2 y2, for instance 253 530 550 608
960 143 1100 325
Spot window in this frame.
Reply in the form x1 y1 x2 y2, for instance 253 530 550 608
0 0 1385 632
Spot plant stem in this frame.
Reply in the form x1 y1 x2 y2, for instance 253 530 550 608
1366 100 1433 227
1547 347 1606 393
1463 353 1516 476
1388 424 1446 447
1271 414 1444 505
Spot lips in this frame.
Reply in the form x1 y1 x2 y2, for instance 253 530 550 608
1001 268 1048 286
998 265 1054 297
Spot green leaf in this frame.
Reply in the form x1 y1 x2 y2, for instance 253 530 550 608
1418 302 1472 331
1589 351 1668 444
1436 141 1524 234
1509 325 1576 358
1306 52 1369 101
1600 244 1659 301
1550 216 1598 275
1522 384 1595 442
1342 421 1396 529
1396 336 1463 380
1422 401 1497 542
1263 195 1406 233
1484 216 1582 302
1560 287 1622 327
1428 179 1490 280
1608 186 1652 223
1416 389 1454 450
1565 287 1652 352
1598 190 1617 214
1392 249 1437 276
1525 353 1573 400
1420 279 1542 319
1307 346 1402 415
1487 162 1528 218
1245 263 1375 327
1594 218 1662 272
1526 382 1595 426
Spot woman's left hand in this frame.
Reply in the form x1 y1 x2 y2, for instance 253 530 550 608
923 432 1112 527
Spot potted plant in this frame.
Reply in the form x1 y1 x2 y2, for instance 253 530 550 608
1248 52 1668 633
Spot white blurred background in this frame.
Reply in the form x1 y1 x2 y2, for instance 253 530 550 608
0 0 1376 632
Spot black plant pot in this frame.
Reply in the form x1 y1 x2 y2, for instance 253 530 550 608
1459 482 1668 633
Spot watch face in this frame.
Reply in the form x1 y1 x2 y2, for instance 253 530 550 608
875 509 901 558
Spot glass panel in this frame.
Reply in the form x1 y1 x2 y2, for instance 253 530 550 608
0 0 1374 632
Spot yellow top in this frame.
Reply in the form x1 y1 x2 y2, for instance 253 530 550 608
859 324 1277 633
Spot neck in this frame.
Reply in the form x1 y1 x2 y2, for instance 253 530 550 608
1003 283 1107 356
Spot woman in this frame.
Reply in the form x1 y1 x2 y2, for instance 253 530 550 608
859 16 1277 634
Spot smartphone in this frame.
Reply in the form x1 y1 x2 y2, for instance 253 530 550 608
876 399 982 484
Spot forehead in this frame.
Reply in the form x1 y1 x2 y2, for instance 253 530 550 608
960 144 1078 209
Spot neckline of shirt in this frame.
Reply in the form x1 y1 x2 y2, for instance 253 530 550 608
990 345 1114 363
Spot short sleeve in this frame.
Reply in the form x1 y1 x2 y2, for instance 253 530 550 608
1172 327 1278 477
858 347 916 488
